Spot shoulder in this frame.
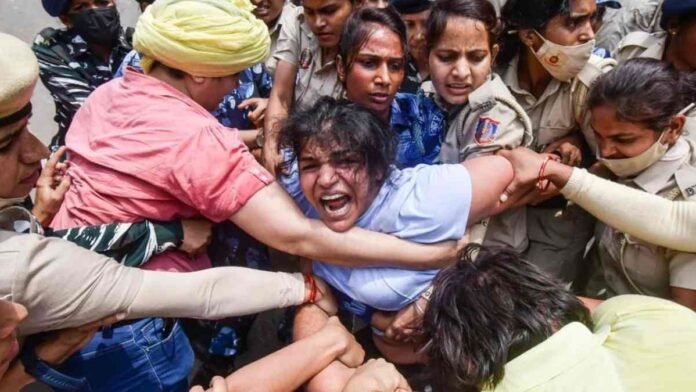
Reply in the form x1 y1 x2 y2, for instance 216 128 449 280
469 75 532 140
617 31 665 54
32 27 70 48
575 55 616 88
381 165 472 240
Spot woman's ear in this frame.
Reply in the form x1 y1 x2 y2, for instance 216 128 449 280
663 114 686 144
336 55 346 82
518 29 539 50
491 44 500 64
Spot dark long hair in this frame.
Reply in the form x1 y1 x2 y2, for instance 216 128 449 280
420 245 592 391
587 58 696 132
425 0 501 52
280 97 395 183
496 0 571 67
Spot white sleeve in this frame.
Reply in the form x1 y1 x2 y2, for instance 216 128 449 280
561 169 696 252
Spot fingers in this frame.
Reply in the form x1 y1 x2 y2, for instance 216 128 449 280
190 387 205 392
238 98 260 109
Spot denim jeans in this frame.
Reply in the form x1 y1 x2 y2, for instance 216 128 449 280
55 318 194 391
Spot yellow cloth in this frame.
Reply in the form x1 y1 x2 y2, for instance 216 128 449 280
0 33 38 119
133 0 270 77
487 295 696 392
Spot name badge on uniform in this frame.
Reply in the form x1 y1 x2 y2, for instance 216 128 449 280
299 48 314 69
475 117 500 145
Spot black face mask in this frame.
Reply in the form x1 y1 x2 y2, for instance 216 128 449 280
71 6 122 46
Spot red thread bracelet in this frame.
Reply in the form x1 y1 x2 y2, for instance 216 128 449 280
304 273 317 304
536 156 552 191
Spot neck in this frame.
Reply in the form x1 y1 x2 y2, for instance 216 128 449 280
321 47 338 66
664 35 693 72
414 55 429 79
148 66 192 99
518 49 552 98
88 42 113 62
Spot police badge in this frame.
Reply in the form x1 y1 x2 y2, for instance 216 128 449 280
474 117 500 145
299 48 314 69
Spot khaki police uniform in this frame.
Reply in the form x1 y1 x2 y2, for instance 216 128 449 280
499 54 615 283
272 6 344 109
265 2 299 76
596 0 664 54
438 73 534 253
586 138 696 299
616 31 667 63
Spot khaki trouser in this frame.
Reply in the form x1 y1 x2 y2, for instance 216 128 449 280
524 202 596 284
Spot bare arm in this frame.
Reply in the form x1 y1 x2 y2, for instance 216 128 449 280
220 317 363 392
263 60 298 174
462 156 514 223
230 183 459 269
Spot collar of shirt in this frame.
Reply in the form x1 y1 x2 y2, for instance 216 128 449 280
642 32 667 60
390 96 413 129
501 55 563 110
487 322 612 392
627 137 691 194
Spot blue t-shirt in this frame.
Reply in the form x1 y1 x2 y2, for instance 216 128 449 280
391 92 446 169
281 162 472 312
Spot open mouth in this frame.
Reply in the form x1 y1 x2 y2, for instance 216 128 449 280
446 83 472 95
254 5 269 16
320 193 351 218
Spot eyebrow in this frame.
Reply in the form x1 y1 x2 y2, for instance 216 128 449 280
0 120 27 145
356 53 405 61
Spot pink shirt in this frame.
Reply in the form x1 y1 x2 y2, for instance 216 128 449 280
51 69 273 272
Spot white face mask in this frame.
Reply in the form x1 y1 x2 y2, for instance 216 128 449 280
531 31 594 82
598 132 669 178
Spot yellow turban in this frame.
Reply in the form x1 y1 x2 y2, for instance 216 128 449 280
133 0 270 77
0 33 38 121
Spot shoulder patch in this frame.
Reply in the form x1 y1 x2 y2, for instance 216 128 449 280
474 117 500 145
298 48 313 69
675 168 696 201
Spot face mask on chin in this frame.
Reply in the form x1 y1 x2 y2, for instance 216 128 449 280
71 6 122 46
530 31 594 82
598 131 669 178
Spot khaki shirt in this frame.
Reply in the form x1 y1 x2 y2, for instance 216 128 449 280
500 54 613 154
595 0 663 54
265 2 298 76
273 6 344 109
595 138 696 299
616 31 667 63
438 73 533 252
